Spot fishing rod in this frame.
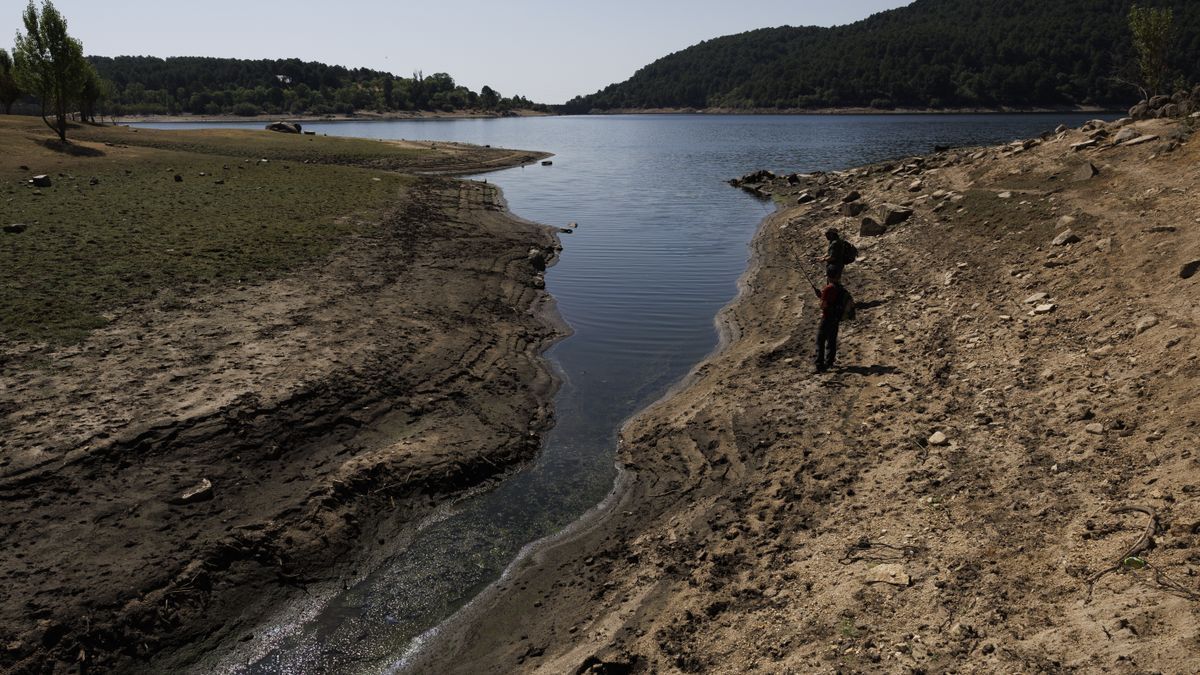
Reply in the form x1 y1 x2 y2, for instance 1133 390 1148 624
766 260 822 296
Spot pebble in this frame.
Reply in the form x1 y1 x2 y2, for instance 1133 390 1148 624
1135 316 1159 334
1085 423 1104 435
998 191 1013 199
928 431 948 446
1031 304 1057 315
1024 292 1048 304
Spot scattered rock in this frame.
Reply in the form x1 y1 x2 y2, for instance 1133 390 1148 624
877 204 913 226
1135 316 1159 334
1122 134 1159 147
541 160 553 166
1114 128 1140 144
1031 303 1057 315
998 191 1012 199
866 564 911 587
1181 260 1200 279
1024 292 1049 304
928 431 948 446
174 175 183 182
31 175 51 188
1057 215 1077 228
4 223 27 234
797 191 815 204
839 202 865 217
841 190 861 203
169 478 214 505
1070 139 1097 151
1052 230 1081 246
1055 124 1069 134
908 179 923 192
1095 238 1112 253
1085 423 1104 435
1073 162 1099 181
89 177 99 186
860 217 887 237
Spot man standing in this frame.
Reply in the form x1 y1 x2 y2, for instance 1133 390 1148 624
815 267 847 372
820 228 856 278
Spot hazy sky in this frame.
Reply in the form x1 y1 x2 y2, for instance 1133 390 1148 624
2 1 912 104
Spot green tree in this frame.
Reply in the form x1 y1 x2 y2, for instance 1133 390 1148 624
1129 4 1175 97
13 0 86 141
0 48 23 114
480 85 499 110
78 61 107 123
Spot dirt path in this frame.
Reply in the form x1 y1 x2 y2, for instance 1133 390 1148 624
0 176 563 673
413 117 1200 673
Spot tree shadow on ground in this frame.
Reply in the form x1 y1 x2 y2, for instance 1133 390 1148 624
36 138 106 157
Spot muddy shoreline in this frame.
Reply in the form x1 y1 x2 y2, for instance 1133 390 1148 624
0 159 566 672
413 115 1200 673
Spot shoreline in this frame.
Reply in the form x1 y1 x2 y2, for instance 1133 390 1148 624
409 114 1200 672
0 121 568 673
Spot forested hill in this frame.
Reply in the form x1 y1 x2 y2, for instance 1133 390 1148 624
88 56 543 116
564 0 1200 112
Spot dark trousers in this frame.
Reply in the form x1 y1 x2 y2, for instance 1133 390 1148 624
816 317 840 367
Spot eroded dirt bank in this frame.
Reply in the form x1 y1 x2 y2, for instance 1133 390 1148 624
0 175 563 673
415 116 1199 673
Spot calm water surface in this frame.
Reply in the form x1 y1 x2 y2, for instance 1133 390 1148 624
140 114 1103 673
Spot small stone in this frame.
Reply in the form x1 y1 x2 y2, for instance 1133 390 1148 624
1070 139 1097 151
174 174 183 182
169 478 213 505
865 563 911 587
908 179 923 192
1031 303 1056 315
1122 134 1159 147
1181 260 1200 279
841 190 861 203
31 175 51 188
1114 128 1140 143
797 191 815 204
1024 292 1048 304
1085 423 1104 435
1057 215 1077 228
840 202 865 217
89 177 99 186
998 191 1012 199
1052 230 1081 246
928 431 948 446
877 204 913 226
1095 238 1112 253
1135 316 1159 334
4 223 28 234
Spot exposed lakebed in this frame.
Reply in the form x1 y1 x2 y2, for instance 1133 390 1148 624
139 113 1103 672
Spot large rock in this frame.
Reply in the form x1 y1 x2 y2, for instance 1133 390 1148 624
1073 162 1099 181
1129 102 1150 120
840 202 865 217
31 175 51 188
266 121 302 134
1149 94 1171 109
1182 260 1200 280
877 203 914 226
841 190 861 203
1161 103 1181 118
860 217 887 237
4 223 27 234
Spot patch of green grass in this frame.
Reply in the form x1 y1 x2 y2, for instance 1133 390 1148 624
0 117 411 343
75 124 432 171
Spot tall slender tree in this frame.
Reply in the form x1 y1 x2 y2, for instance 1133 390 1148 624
0 49 22 114
13 0 86 141
1129 5 1175 97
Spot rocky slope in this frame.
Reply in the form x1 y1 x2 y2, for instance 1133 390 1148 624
414 113 1200 673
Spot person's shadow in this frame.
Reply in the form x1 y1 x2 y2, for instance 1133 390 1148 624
838 364 899 376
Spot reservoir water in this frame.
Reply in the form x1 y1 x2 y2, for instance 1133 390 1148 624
140 114 1102 673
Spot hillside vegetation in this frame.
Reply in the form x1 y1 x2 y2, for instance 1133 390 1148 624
85 56 544 117
565 0 1200 112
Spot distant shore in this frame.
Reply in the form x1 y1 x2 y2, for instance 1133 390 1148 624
580 104 1127 116
111 108 552 124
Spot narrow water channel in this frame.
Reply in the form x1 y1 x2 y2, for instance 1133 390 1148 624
141 113 1102 673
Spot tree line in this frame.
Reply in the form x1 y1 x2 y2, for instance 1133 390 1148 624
86 56 544 117
564 0 1200 113
1 0 545 143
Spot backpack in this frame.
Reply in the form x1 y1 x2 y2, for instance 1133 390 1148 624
833 239 858 265
837 285 856 321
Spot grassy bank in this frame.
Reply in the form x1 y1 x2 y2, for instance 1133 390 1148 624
0 117 419 343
